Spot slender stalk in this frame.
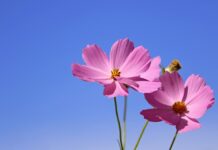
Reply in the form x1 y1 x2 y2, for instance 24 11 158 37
123 96 127 149
134 120 149 150
114 97 124 150
169 130 179 150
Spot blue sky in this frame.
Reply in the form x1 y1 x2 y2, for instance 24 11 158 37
1 0 218 149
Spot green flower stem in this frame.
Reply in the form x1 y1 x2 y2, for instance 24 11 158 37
169 130 179 150
114 97 124 150
133 120 149 150
123 96 127 149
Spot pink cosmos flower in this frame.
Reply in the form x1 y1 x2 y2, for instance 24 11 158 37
141 72 215 133
72 38 161 97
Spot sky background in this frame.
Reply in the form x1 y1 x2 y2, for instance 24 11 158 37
1 0 218 150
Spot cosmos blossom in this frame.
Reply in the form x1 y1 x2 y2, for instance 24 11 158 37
141 72 215 133
72 38 161 97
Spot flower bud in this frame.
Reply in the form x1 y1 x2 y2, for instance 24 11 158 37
164 59 182 73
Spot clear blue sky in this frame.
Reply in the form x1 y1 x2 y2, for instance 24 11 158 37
1 0 218 150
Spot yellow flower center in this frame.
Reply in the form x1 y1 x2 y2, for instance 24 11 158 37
111 69 121 79
172 101 188 115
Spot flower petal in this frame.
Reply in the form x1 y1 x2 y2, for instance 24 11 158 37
140 56 161 81
118 77 161 94
184 75 207 103
158 109 181 126
140 109 162 122
82 44 111 73
135 80 161 93
141 108 181 125
159 72 184 102
145 90 173 108
119 46 151 78
110 38 134 69
186 86 214 119
207 98 215 109
118 78 139 88
103 81 128 97
177 116 201 133
72 64 112 84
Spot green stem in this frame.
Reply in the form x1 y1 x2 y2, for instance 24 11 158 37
123 96 127 149
169 130 179 150
134 120 149 150
114 97 124 150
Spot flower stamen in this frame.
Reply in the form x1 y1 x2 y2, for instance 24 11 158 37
111 69 121 79
172 101 188 115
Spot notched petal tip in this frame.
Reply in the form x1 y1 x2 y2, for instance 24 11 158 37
208 98 215 109
110 38 134 69
81 44 111 73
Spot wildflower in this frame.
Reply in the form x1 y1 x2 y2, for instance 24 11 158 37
141 72 215 133
72 38 161 97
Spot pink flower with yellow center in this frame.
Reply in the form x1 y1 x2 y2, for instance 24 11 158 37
141 72 215 133
72 38 161 97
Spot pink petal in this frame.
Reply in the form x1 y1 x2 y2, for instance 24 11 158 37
110 38 134 69
184 75 207 103
140 109 162 122
145 90 174 108
140 56 161 81
135 80 161 93
119 46 151 78
160 72 184 102
72 64 113 84
186 86 214 119
207 98 215 109
158 109 181 126
82 44 111 73
118 77 160 94
118 78 139 88
177 116 201 133
141 108 181 125
103 81 128 97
